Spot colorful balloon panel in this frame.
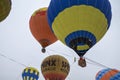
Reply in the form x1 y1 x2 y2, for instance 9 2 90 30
41 55 70 80
22 67 39 80
47 0 112 57
0 0 11 22
96 68 120 80
29 7 57 49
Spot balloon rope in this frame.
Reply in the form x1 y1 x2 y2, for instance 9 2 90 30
47 48 111 68
85 57 111 68
0 51 27 67
48 48 113 69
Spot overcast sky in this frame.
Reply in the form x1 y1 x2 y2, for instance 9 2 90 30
0 0 120 80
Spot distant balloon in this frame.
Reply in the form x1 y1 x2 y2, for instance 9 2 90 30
96 68 120 80
47 0 112 67
22 67 39 80
29 7 57 53
0 0 11 22
41 55 70 80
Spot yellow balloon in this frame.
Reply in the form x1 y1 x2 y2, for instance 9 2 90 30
41 55 70 80
0 0 11 22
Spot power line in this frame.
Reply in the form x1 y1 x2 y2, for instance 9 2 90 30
48 48 111 68
0 51 27 67
85 57 111 68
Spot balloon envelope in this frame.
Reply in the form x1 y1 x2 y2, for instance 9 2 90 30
47 0 112 57
22 67 39 80
29 7 57 52
41 55 70 80
0 0 11 22
96 68 120 80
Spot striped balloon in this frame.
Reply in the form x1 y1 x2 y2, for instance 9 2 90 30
22 67 39 80
47 0 112 57
96 68 120 80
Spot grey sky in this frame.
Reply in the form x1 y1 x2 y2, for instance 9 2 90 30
0 0 120 80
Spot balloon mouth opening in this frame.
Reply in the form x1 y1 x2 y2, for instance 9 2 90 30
41 48 46 53
68 37 93 57
39 39 51 48
65 30 96 57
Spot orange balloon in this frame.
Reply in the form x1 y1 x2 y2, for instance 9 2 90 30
29 7 57 52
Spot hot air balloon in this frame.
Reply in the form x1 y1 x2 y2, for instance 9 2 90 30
22 67 39 80
47 0 112 67
0 0 11 22
41 55 70 80
96 68 120 80
29 7 57 53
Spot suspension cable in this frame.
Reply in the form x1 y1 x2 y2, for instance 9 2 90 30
0 51 27 67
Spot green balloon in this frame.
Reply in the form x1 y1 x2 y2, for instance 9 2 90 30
0 0 11 22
